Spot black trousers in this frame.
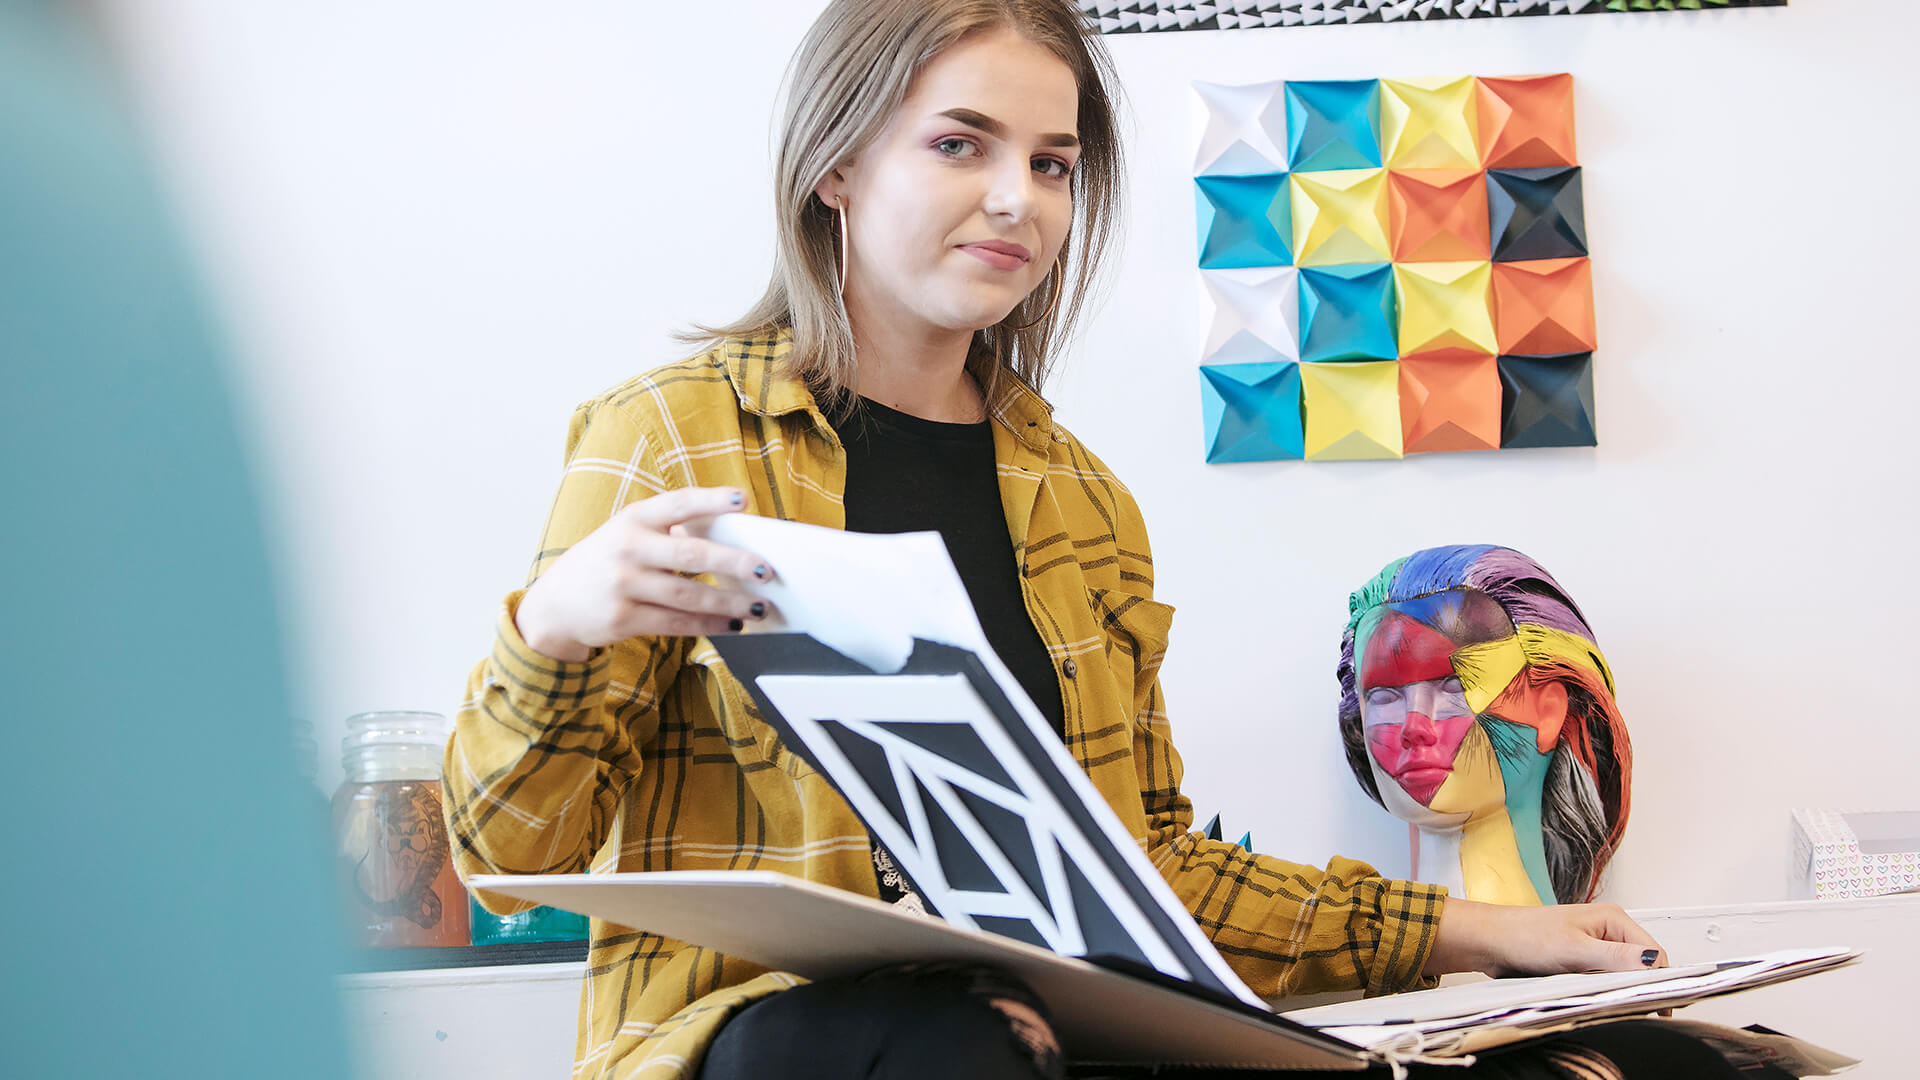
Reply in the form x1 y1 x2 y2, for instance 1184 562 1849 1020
698 965 1793 1080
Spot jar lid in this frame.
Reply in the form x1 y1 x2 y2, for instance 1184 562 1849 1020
341 710 450 755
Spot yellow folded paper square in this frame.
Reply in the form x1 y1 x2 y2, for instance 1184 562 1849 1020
1381 76 1481 170
1302 361 1404 460
1395 261 1496 360
1290 169 1390 267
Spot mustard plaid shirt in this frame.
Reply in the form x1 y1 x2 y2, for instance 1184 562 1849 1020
444 330 1445 1079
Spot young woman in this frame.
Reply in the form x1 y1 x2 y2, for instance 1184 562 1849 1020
445 3 1739 1078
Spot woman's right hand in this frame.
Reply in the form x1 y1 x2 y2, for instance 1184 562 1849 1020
513 487 775 662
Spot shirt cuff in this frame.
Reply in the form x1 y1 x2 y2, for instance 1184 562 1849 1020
1366 879 1448 996
487 590 612 714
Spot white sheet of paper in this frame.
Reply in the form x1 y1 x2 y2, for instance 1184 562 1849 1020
691 514 988 673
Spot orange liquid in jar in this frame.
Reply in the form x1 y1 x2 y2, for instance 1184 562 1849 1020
333 778 469 947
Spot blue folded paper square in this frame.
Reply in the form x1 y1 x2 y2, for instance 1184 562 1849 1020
1199 362 1304 463
1195 173 1293 269
1298 264 1399 363
1284 80 1383 173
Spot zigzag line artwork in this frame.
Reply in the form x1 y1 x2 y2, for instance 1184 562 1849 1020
1082 0 1784 34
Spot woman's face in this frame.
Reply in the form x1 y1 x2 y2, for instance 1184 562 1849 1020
1355 604 1565 824
822 29 1080 336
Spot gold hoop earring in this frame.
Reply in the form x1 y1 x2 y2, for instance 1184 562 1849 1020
834 197 849 299
1009 259 1064 331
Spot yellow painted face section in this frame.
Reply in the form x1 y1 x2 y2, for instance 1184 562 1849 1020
1449 634 1526 714
1427 723 1506 818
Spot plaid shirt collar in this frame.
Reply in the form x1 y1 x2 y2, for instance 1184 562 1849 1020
722 326 1057 454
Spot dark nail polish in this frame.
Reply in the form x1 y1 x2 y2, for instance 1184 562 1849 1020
729 491 746 507
750 602 766 619
728 618 744 632
752 564 771 581
1641 949 1659 967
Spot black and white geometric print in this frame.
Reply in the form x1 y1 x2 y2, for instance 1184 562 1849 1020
711 628 1267 1005
1079 0 1785 34
754 672 1189 965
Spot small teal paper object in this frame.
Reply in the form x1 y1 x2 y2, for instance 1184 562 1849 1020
1199 362 1304 463
1498 352 1596 448
1237 832 1253 851
1488 167 1587 262
1284 80 1383 172
1196 173 1292 268
1298 264 1398 363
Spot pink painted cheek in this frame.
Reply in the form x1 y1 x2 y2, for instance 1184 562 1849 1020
1367 726 1403 774
1433 713 1475 762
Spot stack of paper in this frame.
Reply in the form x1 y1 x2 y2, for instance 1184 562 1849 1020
1284 947 1861 1057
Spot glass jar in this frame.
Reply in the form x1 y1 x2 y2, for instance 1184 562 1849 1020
332 711 469 948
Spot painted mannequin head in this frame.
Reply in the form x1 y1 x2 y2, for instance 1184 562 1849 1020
1336 546 1631 905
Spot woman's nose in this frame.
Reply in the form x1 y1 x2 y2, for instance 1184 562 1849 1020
1400 712 1439 747
982 162 1036 221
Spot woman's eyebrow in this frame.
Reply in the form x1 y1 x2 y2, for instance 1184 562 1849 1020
937 107 1080 149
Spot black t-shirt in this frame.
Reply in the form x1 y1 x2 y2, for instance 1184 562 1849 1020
830 397 1068 739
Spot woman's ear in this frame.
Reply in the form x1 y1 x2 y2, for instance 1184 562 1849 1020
813 165 851 210
1534 680 1570 751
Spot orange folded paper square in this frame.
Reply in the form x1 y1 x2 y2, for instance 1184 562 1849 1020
1492 257 1597 355
1399 354 1501 454
1388 170 1490 262
1477 74 1578 170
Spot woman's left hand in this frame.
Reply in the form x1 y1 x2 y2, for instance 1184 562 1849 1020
1422 897 1667 979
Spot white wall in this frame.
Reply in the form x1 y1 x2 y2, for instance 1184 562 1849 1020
98 0 1920 910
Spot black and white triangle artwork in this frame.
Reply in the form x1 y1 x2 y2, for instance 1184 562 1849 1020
757 673 1172 962
1077 0 1784 34
713 632 1262 1004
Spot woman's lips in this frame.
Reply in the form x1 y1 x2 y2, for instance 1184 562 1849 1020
1395 765 1452 805
959 241 1030 271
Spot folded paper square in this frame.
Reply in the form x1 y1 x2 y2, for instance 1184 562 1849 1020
1492 257 1596 355
1290 169 1390 267
1201 266 1300 365
1283 80 1383 172
1499 352 1597 449
1302 361 1403 460
1399 354 1501 454
1195 80 1289 176
1388 170 1491 262
1395 261 1496 360
1298 264 1398 363
1476 74 1578 169
1196 173 1293 268
1199 362 1304 463
1488 167 1587 262
1380 77 1481 171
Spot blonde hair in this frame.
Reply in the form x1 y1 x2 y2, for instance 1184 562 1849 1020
681 0 1127 407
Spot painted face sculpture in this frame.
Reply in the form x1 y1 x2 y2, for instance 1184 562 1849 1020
1337 546 1631 905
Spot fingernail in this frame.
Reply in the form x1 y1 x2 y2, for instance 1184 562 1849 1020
729 491 746 507
1641 949 1659 967
728 618 744 632
752 564 771 581
750 602 766 619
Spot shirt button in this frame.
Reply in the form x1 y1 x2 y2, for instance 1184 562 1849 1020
1062 659 1078 679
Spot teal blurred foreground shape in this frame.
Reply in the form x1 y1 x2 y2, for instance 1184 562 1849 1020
0 4 350 1077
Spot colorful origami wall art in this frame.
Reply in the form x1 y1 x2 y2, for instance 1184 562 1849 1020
1085 0 1784 35
1194 73 1598 463
1336 545 1632 905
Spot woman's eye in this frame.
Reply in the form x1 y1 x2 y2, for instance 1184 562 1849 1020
1033 157 1071 178
935 137 978 157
